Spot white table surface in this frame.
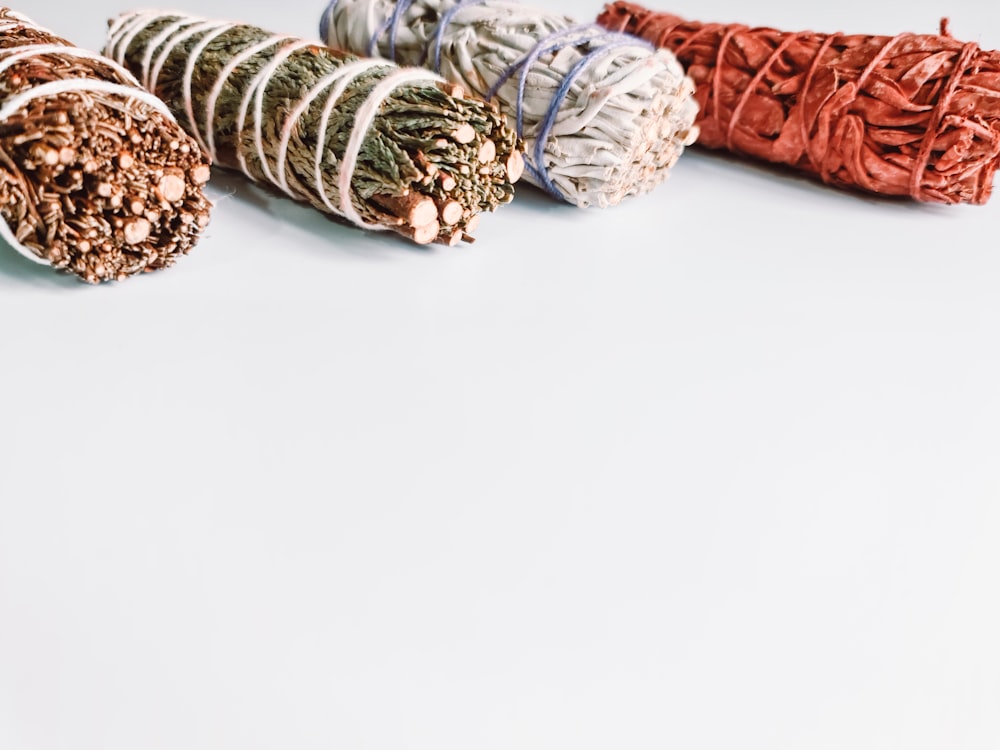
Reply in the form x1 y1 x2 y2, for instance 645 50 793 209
2 1 999 748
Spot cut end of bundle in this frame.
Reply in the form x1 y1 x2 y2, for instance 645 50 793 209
0 98 212 283
356 86 522 245
0 11 213 282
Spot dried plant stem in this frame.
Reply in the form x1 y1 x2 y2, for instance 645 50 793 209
321 0 700 208
0 8 210 282
598 3 1000 204
107 11 521 245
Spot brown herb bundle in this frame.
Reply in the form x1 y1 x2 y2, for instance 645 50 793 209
0 9 210 282
597 3 1000 204
107 11 522 245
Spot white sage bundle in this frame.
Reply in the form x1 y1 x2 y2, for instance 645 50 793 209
321 0 700 208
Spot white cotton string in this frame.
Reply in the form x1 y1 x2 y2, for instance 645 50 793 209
104 13 133 51
137 18 199 90
239 40 315 180
276 59 385 196
180 22 239 151
2 10 56 36
310 59 387 216
336 67 444 228
107 11 297 165
147 20 231 105
108 12 226 109
0 45 141 86
200 35 293 161
0 79 174 130
107 11 447 231
105 8 198 64
0 14 176 266
107 12 162 67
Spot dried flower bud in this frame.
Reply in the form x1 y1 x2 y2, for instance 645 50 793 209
0 9 211 282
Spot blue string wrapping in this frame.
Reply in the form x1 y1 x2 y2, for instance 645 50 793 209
479 25 650 197
321 0 699 207
381 5 653 200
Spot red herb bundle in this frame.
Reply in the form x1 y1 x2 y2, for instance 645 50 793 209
597 3 1000 204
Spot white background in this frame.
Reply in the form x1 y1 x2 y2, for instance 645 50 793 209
2 0 1000 748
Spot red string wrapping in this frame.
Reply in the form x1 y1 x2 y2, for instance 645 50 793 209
596 3 1000 204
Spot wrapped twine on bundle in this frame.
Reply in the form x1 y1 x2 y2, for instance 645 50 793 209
321 0 699 208
0 9 210 282
107 11 522 246
597 3 1000 204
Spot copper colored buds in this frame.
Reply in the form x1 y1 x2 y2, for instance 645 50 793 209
0 9 211 282
598 3 1000 204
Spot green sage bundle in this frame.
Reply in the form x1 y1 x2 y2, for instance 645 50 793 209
106 11 522 245
0 9 211 282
